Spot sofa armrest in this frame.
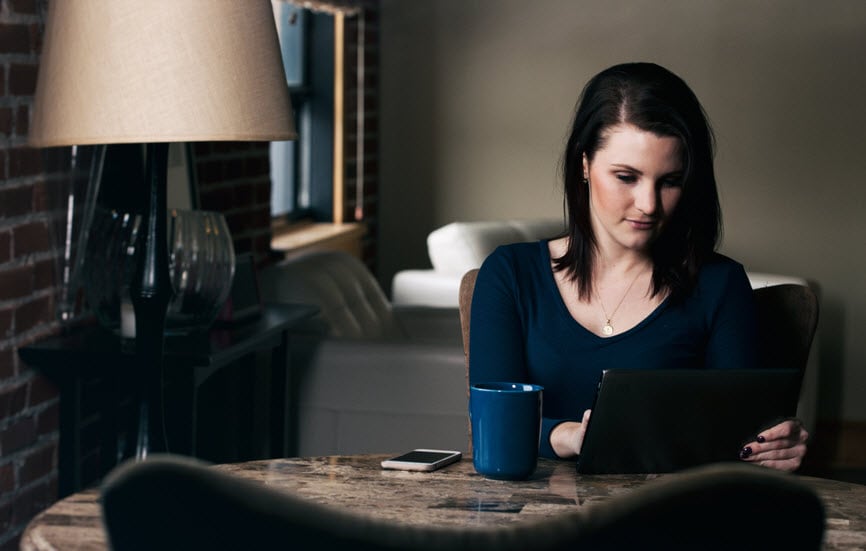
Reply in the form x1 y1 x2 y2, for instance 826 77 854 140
289 337 468 457
392 270 462 307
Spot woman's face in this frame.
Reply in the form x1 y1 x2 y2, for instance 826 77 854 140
583 123 684 256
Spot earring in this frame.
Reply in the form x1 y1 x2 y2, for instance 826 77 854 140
583 178 589 186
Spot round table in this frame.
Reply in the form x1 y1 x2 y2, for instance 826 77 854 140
20 455 866 550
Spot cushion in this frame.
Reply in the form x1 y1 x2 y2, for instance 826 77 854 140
427 219 564 276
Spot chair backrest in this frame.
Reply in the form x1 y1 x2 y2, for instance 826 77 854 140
458 269 479 360
258 249 399 339
576 461 825 550
459 269 479 452
101 455 824 551
753 283 819 374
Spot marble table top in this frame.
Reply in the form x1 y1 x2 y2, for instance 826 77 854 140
20 454 866 550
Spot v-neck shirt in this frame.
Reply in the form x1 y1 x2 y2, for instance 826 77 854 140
468 240 758 458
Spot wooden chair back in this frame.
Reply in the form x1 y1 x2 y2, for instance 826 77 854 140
458 269 480 453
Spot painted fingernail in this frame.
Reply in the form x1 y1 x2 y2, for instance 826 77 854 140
757 435 766 443
739 446 752 459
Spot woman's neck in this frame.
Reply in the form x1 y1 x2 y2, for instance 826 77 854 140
593 247 653 280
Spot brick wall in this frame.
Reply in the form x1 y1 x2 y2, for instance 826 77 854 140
194 141 274 268
0 2 284 548
0 0 62 549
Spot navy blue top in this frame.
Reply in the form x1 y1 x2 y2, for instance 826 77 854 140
468 241 758 458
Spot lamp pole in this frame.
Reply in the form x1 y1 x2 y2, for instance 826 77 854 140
129 142 172 459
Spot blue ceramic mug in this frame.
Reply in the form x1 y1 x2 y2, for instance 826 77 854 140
470 382 543 480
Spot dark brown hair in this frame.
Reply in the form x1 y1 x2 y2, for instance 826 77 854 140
555 62 721 300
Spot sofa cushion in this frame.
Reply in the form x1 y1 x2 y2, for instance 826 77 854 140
427 219 564 276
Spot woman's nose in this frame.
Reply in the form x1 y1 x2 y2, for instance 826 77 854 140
634 182 658 215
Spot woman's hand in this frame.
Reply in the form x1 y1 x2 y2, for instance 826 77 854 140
550 409 592 458
739 419 809 472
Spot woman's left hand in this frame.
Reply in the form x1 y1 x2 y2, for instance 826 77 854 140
739 419 809 472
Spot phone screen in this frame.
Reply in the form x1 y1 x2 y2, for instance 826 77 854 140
381 449 462 471
390 451 456 463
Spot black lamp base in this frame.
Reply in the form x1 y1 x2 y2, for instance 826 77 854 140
129 142 173 459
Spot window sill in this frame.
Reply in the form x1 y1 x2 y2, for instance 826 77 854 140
271 221 366 259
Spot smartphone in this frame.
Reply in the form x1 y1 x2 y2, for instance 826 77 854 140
380 449 462 472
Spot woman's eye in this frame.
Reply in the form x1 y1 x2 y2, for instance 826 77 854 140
660 178 682 188
616 174 637 183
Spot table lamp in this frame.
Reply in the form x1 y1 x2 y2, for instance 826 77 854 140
28 1 296 460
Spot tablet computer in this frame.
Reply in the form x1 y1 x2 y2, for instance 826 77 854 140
576 369 802 474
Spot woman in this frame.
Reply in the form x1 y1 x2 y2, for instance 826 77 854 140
469 62 808 472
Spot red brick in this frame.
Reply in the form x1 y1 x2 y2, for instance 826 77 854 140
32 180 68 214
0 24 31 54
0 463 13 494
196 160 224 185
246 156 270 177
0 349 14 379
0 308 11 338
14 295 52 334
226 158 245 180
254 181 271 204
0 384 27 419
11 478 55 527
29 21 44 56
19 444 56 486
252 207 271 229
32 259 54 291
225 212 247 235
7 146 42 178
0 500 12 536
234 182 254 204
27 375 57 407
10 0 39 15
199 187 234 211
0 415 36 455
40 147 71 174
0 185 34 218
0 232 10 263
8 63 39 96
16 105 29 137
13 221 51 257
0 265 33 302
0 108 12 136
35 402 58 436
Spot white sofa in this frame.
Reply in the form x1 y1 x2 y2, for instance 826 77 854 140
393 219 814 307
392 219 565 307
392 219 819 433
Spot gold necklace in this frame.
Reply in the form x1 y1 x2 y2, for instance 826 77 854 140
595 268 646 336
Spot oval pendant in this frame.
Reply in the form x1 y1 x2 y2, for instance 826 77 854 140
602 323 614 336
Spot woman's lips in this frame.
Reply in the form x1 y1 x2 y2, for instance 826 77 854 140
627 219 656 230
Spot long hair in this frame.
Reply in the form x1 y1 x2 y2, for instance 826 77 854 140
554 62 721 300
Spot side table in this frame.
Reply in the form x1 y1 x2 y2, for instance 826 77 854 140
18 302 318 497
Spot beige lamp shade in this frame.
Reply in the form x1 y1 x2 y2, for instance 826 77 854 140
29 0 296 147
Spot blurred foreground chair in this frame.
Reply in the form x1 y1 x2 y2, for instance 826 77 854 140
258 250 467 456
459 270 820 452
101 454 824 551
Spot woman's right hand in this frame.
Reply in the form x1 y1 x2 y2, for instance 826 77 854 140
550 409 592 458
